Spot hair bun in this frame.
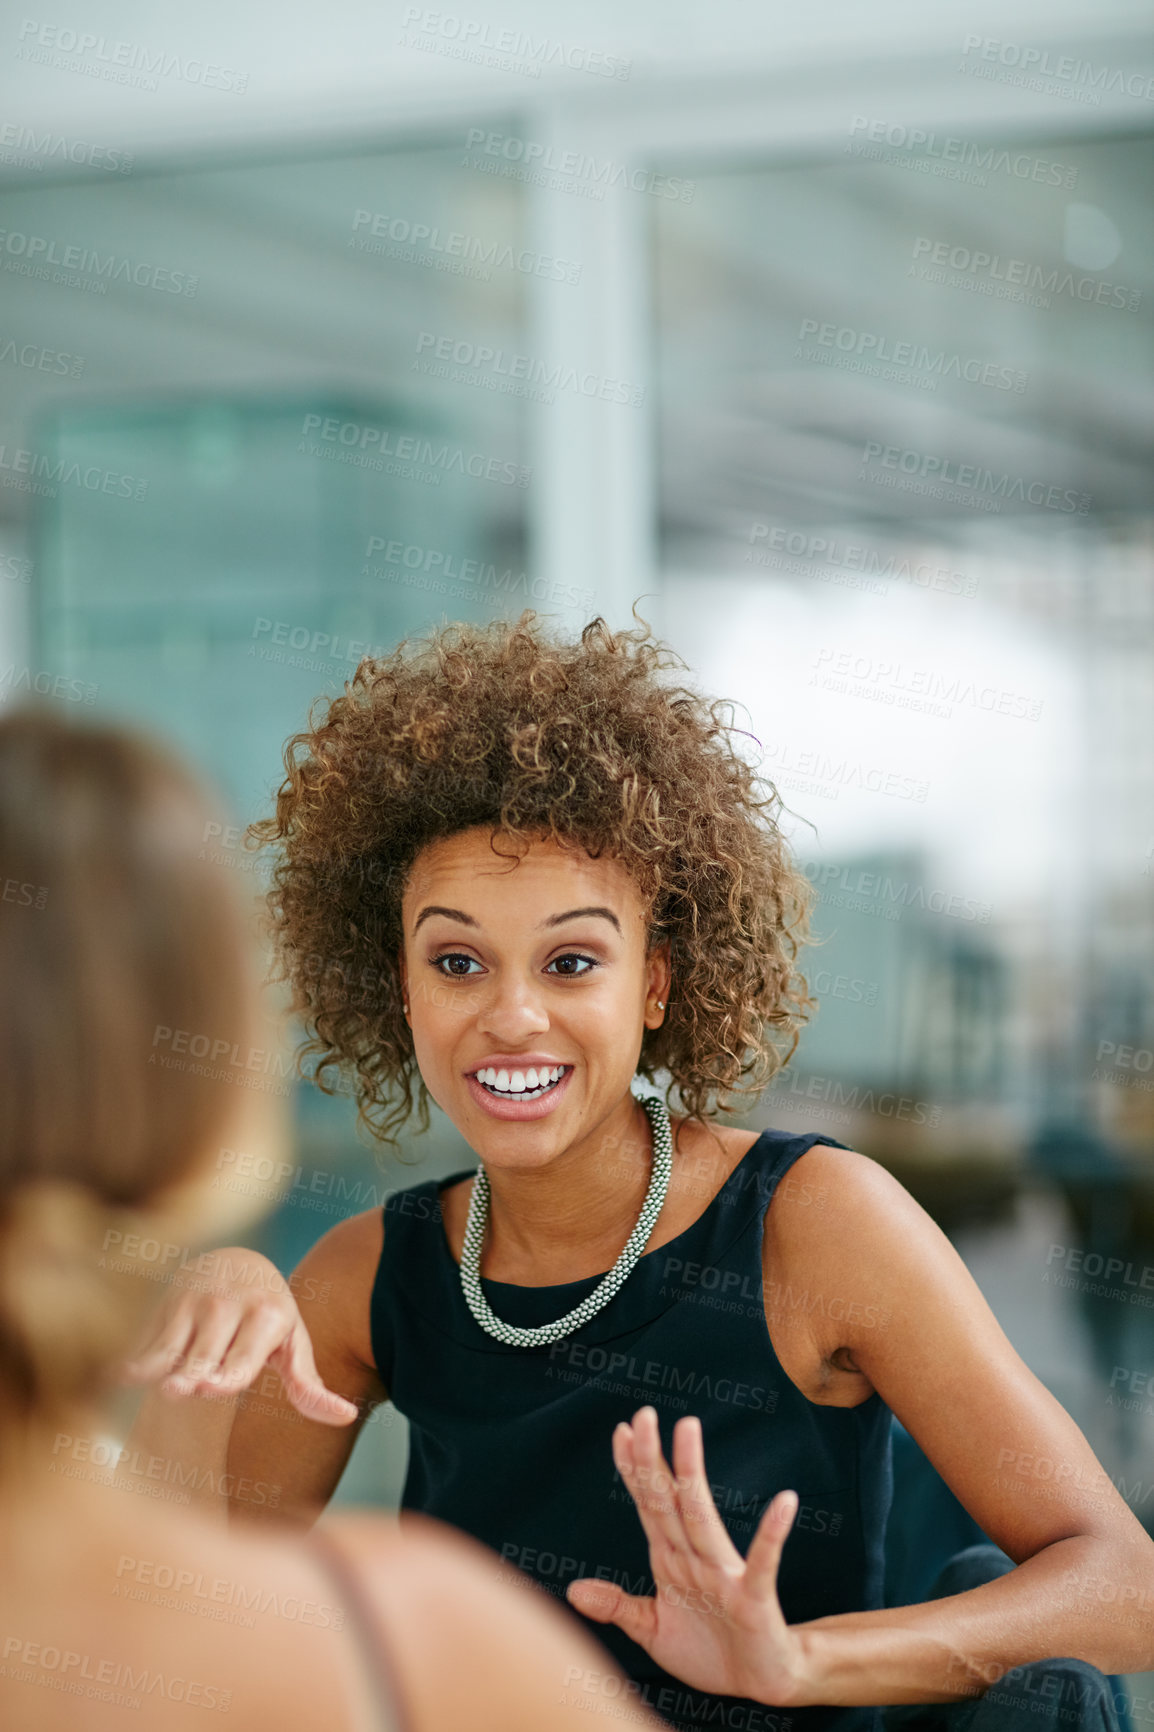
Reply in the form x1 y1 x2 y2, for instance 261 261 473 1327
0 1181 145 1419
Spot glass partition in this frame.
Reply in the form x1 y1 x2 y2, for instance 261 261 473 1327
2 135 542 1506
654 129 1154 1498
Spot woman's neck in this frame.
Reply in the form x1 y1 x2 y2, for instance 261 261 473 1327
0 1401 123 1527
479 1094 670 1285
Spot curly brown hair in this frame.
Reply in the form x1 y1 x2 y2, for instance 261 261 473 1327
251 609 815 1148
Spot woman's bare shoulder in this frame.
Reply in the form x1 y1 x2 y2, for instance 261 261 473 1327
758 1143 901 1403
766 1141 912 1243
318 1510 665 1731
302 1204 386 1267
11 1499 393 1730
762 1141 912 1286
287 1207 387 1376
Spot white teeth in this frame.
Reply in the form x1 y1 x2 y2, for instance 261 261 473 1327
474 1064 567 1098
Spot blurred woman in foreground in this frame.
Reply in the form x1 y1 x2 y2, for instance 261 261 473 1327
0 705 657 1731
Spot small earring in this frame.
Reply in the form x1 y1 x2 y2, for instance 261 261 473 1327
656 1000 665 1010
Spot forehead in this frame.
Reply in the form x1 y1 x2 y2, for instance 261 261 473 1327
401 827 644 912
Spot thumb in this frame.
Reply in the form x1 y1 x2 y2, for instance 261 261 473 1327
272 1331 360 1426
566 1579 657 1649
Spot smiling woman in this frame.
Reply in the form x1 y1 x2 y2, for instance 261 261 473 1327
125 609 1154 1732
249 607 812 1149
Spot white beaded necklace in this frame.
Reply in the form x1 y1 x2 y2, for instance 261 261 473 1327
459 1092 674 1347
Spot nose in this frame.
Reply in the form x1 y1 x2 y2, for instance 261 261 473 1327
476 971 551 1043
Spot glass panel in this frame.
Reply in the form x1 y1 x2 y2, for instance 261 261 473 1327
1 137 537 1507
4 142 533 814
655 131 1154 1515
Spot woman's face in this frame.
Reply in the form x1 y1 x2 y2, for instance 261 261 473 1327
398 827 670 1170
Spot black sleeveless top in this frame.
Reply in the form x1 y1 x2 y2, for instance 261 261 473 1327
370 1125 894 1732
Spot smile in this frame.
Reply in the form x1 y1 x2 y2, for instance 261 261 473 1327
473 1064 569 1102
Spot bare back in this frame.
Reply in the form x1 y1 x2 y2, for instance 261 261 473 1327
2 1466 660 1732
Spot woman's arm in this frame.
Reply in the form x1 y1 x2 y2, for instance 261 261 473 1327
779 1146 1154 1699
572 1147 1154 1704
226 1209 388 1527
118 1209 385 1527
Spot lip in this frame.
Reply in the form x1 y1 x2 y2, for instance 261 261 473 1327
468 1055 570 1071
465 1064 573 1122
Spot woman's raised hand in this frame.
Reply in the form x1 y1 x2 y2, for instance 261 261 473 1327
566 1407 808 1708
119 1245 359 1425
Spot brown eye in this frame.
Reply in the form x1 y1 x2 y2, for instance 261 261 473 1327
433 953 481 977
547 953 597 978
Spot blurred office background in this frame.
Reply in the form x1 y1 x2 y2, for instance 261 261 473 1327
2 0 1152 1570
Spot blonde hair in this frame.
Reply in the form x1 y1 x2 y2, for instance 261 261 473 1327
0 707 265 1443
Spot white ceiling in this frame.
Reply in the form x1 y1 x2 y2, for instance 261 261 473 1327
3 0 1152 160
1 0 1149 573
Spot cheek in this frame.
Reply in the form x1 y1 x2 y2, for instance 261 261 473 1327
570 976 646 1028
410 987 485 1077
408 966 474 1023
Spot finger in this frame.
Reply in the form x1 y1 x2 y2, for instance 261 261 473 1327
566 1578 658 1651
271 1328 360 1426
119 1307 198 1386
610 1420 680 1567
744 1490 798 1604
670 1415 744 1567
617 1407 697 1566
157 1298 246 1394
206 1304 297 1394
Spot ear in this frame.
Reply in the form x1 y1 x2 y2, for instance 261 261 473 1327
645 936 672 1027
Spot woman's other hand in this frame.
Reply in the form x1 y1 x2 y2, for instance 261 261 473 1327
567 1406 809 1708
119 1245 359 1425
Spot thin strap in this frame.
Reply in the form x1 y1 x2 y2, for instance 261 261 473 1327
307 1526 412 1732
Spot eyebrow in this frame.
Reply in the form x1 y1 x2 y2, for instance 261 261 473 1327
411 904 622 937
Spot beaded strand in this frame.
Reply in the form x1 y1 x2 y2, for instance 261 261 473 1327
459 1092 673 1347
